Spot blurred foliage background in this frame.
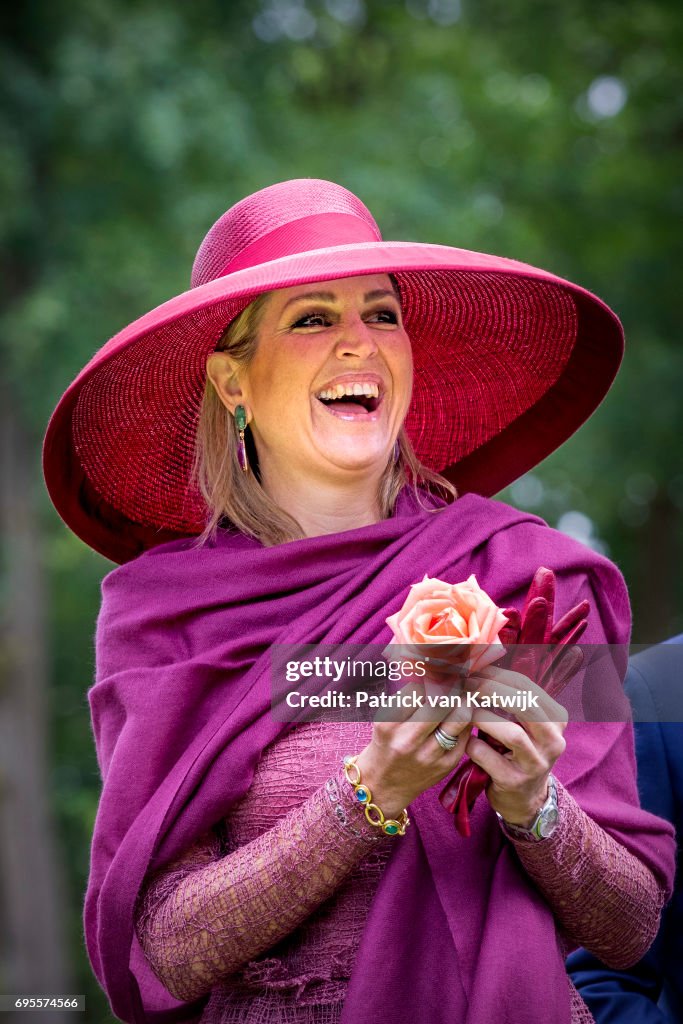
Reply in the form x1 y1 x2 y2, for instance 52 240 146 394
1 0 681 1020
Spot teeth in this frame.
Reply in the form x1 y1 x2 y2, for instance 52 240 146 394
317 382 380 400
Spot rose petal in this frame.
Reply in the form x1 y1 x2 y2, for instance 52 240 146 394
386 573 508 676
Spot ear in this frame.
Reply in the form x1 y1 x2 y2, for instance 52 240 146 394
206 352 249 417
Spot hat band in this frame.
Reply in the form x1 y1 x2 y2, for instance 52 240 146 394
218 213 381 277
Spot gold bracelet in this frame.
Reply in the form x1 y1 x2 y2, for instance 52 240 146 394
342 755 410 836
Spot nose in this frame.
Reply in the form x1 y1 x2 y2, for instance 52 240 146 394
334 312 379 360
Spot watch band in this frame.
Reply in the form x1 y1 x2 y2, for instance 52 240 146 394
496 775 560 841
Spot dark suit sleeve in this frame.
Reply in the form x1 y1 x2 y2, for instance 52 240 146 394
565 945 668 1023
567 642 683 1024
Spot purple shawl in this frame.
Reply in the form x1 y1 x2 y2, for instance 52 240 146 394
84 490 675 1024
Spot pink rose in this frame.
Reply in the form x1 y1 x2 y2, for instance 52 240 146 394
386 574 509 673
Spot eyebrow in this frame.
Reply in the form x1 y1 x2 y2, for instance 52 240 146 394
281 288 399 313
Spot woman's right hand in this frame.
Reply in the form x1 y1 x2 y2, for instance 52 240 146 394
353 677 474 818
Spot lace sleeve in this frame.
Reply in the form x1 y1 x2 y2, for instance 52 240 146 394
134 766 389 1003
501 779 668 969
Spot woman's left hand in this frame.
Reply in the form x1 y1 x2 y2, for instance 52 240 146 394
462 663 568 827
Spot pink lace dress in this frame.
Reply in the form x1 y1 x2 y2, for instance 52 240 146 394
134 721 666 1024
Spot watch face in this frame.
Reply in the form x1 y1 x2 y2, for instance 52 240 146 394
537 806 560 838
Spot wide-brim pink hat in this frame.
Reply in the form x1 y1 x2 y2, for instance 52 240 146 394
42 177 623 565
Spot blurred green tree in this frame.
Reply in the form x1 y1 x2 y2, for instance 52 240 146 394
1 1 681 1019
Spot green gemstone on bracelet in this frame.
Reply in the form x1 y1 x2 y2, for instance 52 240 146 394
384 822 399 835
356 787 370 803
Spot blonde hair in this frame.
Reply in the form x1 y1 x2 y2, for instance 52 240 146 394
189 281 457 548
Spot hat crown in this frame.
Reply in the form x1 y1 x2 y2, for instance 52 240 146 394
191 178 382 288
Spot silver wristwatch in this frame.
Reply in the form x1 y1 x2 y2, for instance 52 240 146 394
496 775 559 841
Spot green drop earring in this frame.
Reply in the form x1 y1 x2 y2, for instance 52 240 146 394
235 405 249 473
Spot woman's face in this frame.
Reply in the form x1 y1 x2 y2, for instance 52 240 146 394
236 273 413 488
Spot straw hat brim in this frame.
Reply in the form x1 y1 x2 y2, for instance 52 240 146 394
42 240 623 564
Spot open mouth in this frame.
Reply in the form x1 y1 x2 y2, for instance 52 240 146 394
315 382 383 417
317 393 381 414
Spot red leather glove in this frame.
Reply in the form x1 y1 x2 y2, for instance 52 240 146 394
439 567 589 837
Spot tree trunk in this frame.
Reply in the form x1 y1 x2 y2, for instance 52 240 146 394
634 494 681 645
0 380 72 1024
